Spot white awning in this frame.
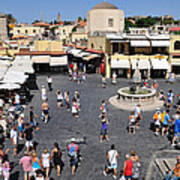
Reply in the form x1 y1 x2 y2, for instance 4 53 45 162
131 59 151 69
50 56 68 66
151 41 170 47
69 49 82 56
75 52 90 58
83 54 100 61
171 60 180 66
151 59 170 70
9 56 34 74
130 40 150 47
0 61 10 80
31 56 50 63
1 71 28 84
111 59 130 69
0 83 21 90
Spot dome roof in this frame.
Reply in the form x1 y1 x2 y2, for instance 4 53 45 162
92 2 118 10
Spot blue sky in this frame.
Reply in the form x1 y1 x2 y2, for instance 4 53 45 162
1 0 180 23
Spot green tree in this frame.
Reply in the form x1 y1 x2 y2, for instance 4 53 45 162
7 14 16 24
136 16 158 27
32 20 40 24
125 19 136 31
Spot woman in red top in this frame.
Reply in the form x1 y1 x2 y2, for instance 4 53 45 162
123 154 133 180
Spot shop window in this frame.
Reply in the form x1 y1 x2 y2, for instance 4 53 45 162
91 43 94 49
174 41 180 50
33 30 36 33
108 18 114 27
25 30 28 34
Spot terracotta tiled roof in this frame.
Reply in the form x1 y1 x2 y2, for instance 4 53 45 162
11 35 30 40
85 49 103 54
15 51 67 56
33 22 50 27
169 27 180 32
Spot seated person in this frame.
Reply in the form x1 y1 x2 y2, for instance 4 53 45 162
165 156 180 180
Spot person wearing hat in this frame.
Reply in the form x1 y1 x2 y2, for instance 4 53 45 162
67 138 79 175
100 114 109 143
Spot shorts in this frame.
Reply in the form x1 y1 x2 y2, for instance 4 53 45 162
18 126 24 133
163 124 168 128
43 110 48 115
71 157 78 166
154 124 160 129
125 175 132 180
25 140 33 148
101 129 107 136
108 163 117 170
57 99 62 103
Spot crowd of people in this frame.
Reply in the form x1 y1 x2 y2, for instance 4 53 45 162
0 72 179 180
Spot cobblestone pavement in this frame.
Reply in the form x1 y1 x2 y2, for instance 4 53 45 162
5 74 180 180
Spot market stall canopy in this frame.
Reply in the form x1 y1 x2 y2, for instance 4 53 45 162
75 52 90 58
151 40 170 47
83 54 100 61
31 55 50 64
150 59 170 70
0 61 11 80
69 49 82 56
131 59 151 70
111 59 130 69
0 83 21 90
9 56 34 74
130 40 150 47
1 71 28 84
50 56 68 66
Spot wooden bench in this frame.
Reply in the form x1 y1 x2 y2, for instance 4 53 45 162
155 158 176 177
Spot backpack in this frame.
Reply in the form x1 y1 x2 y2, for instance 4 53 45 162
68 144 77 157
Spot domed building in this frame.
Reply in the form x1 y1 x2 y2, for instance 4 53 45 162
87 1 124 35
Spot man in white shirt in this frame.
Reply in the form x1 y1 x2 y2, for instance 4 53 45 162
10 125 18 156
103 144 119 179
47 76 52 91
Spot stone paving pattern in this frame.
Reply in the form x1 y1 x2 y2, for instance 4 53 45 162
5 74 180 180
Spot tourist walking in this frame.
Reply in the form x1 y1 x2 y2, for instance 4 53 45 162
2 158 10 180
51 143 62 177
18 113 25 140
130 150 141 180
64 91 70 111
72 99 79 118
112 72 117 85
41 85 47 101
153 109 161 136
172 116 180 146
103 144 119 179
100 114 109 143
41 148 50 180
47 76 53 91
67 138 79 175
102 75 107 88
41 100 49 123
56 90 64 108
24 123 34 153
123 154 133 180
20 152 33 180
29 106 39 130
100 100 107 117
162 109 171 136
128 111 136 134
10 125 18 156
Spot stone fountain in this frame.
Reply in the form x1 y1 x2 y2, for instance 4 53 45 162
109 63 163 111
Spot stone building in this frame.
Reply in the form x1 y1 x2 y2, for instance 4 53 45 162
87 1 124 35
0 14 8 41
